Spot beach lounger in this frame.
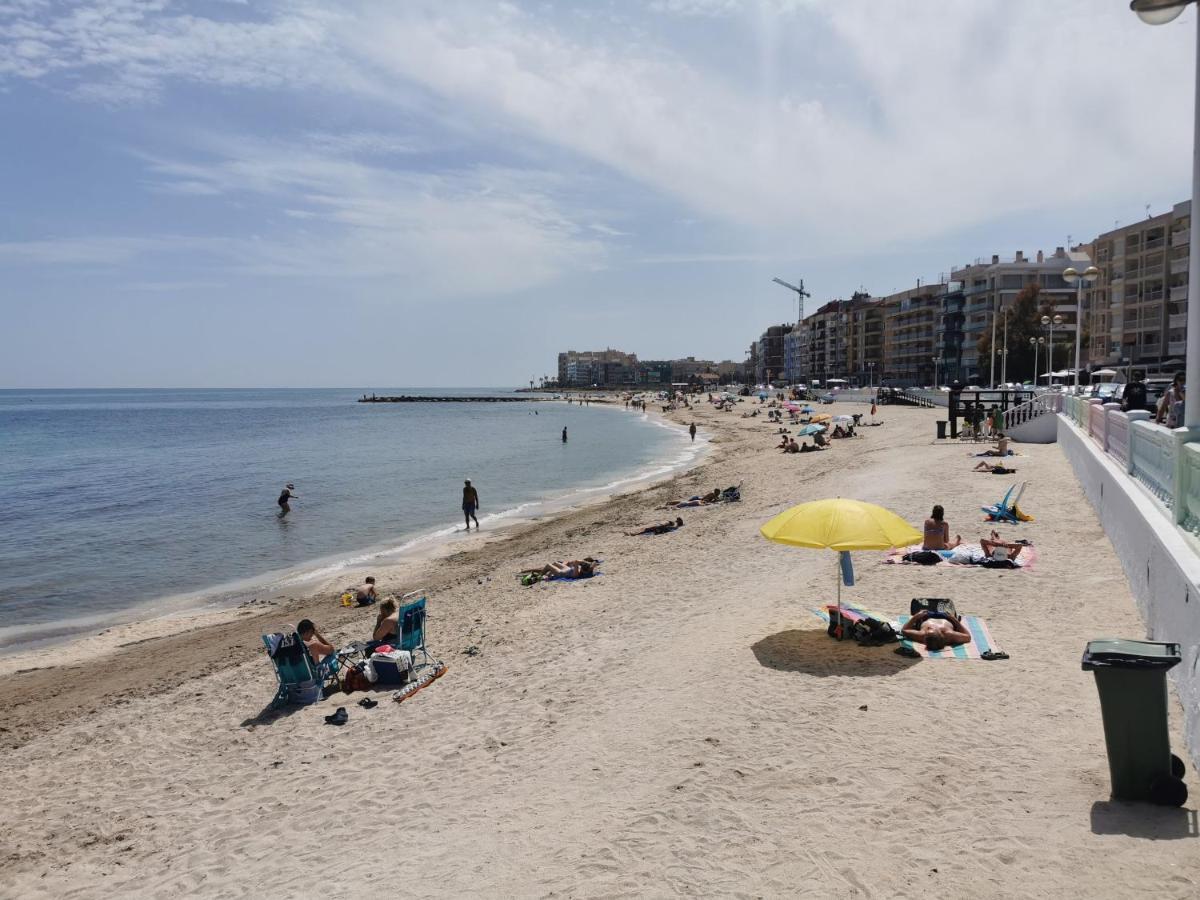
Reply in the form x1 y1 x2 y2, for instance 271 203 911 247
395 596 432 671
262 631 340 707
982 481 1026 524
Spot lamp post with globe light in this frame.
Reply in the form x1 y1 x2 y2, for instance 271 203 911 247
1131 0 1200 426
1042 314 1063 384
1030 336 1045 387
1063 265 1101 393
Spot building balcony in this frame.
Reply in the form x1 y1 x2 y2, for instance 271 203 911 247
1145 236 1165 251
1170 313 1187 329
1170 341 1187 356
1172 228 1191 247
1171 285 1189 301
1170 256 1189 275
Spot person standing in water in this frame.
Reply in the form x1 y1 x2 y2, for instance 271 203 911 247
562 426 568 443
277 483 298 517
462 479 480 531
689 422 697 442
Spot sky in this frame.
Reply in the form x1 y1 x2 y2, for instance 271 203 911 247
0 0 1196 388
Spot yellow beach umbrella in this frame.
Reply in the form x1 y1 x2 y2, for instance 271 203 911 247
760 498 922 635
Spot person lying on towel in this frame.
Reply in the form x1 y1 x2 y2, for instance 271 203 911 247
519 558 598 579
973 461 1016 475
627 517 683 536
901 609 972 651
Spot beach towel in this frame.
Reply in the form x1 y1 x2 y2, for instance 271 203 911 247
809 604 1004 660
884 543 1036 570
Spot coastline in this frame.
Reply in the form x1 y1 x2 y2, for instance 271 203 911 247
0 398 702 661
0 402 714 744
4 399 1196 898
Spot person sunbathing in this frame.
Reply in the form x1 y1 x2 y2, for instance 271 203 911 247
901 609 972 651
372 598 400 643
922 504 961 550
520 558 598 579
799 441 819 453
777 435 790 450
627 517 683 536
831 424 847 438
974 461 1016 474
981 434 1011 457
813 432 829 448
980 531 1025 563
298 619 336 664
784 438 800 453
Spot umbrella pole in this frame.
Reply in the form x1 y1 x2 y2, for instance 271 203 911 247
835 555 842 639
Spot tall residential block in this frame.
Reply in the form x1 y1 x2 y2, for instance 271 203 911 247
1085 200 1190 375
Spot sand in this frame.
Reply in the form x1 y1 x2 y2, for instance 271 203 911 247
1 400 1197 899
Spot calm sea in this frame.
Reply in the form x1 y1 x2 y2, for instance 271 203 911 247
0 389 695 650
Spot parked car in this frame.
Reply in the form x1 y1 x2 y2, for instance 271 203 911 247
1088 382 1119 402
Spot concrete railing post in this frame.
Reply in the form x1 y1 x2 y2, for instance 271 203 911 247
1126 411 1151 475
1172 426 1200 526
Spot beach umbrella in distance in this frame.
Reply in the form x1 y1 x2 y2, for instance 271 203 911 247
801 405 814 413
797 423 827 436
760 498 922 637
810 413 832 423
831 414 854 425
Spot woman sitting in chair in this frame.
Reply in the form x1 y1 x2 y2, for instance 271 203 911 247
371 598 399 644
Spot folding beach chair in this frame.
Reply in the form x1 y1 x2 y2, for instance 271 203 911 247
395 595 432 671
982 482 1026 524
262 631 340 707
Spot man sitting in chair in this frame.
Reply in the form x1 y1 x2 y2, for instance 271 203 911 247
901 609 971 651
297 619 335 664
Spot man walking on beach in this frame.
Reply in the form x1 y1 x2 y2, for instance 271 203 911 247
462 479 480 531
277 483 298 518
562 426 568 443
689 422 697 442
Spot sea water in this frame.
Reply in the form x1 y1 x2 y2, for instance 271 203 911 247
0 388 697 650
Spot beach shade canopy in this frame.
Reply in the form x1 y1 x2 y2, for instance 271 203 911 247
797 423 827 436
760 498 922 551
1093 368 1118 378
831 414 854 425
810 413 832 423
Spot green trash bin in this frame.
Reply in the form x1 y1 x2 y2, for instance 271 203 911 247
1081 639 1187 806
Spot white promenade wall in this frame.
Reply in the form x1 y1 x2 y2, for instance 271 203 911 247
1058 415 1200 767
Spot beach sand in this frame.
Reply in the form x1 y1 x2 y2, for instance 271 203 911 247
1 400 1197 898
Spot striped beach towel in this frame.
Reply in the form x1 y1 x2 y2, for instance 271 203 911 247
810 604 1004 660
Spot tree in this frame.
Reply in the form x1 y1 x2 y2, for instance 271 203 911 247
975 284 1051 384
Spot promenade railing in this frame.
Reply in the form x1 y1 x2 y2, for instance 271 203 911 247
1064 398 1200 534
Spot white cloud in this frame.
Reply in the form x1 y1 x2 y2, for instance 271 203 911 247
1 0 1193 263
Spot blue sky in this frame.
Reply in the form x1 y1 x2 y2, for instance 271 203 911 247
1 0 1195 388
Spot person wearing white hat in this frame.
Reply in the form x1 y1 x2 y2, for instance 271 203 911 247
277 482 298 518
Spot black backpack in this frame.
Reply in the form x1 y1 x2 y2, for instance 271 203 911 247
852 617 899 646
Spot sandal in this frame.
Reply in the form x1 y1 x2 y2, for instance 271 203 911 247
358 698 378 709
324 707 349 725
894 645 921 658
981 650 1010 661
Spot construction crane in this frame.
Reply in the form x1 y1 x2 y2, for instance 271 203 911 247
772 277 810 325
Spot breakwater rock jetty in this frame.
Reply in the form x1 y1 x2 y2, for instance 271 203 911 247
358 394 546 403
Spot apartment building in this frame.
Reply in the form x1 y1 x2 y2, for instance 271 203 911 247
1085 200 1190 375
755 324 793 384
670 357 718 383
880 283 946 386
845 294 884 385
947 248 1084 385
557 348 639 387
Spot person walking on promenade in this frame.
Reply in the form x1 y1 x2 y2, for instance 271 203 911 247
462 479 480 531
562 426 568 443
689 422 697 442
1157 372 1185 429
277 483 298 518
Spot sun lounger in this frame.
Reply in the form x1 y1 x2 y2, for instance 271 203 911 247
262 631 340 707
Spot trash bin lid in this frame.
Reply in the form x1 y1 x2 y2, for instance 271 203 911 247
1082 638 1181 671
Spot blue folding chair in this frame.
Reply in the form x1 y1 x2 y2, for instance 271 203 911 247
982 482 1026 524
396 597 431 671
262 631 340 707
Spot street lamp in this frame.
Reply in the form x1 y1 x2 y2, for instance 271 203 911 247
1063 265 1101 394
1042 314 1064 383
1029 336 1046 388
867 361 875 388
1132 0 1199 426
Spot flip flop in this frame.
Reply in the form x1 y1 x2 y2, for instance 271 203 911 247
357 698 378 709
981 650 1010 661
894 645 921 658
324 707 349 725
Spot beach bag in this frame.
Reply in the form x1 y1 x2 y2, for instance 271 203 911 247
343 666 372 694
852 617 898 646
903 550 942 565
521 573 542 586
